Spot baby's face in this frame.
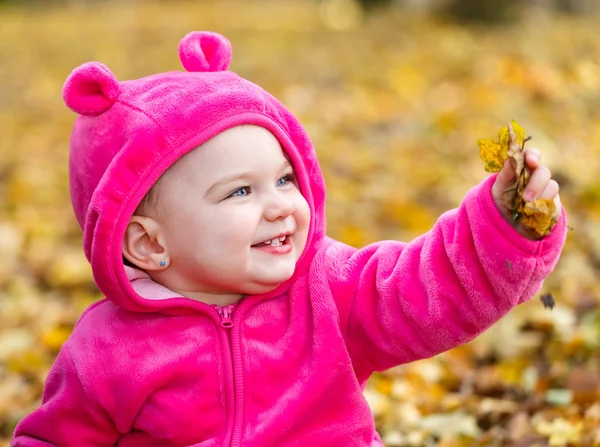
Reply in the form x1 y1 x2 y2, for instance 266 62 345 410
156 125 310 296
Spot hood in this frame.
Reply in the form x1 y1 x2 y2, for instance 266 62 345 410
63 31 326 312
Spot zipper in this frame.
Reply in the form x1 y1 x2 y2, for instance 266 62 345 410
230 314 245 447
214 304 235 328
212 303 241 446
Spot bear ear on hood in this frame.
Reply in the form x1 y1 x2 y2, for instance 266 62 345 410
178 31 232 73
63 62 121 116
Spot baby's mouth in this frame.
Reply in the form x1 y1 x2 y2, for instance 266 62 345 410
252 235 288 247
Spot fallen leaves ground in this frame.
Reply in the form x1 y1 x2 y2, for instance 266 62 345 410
1 1 599 445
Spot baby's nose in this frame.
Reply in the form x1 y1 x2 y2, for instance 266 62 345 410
264 194 295 222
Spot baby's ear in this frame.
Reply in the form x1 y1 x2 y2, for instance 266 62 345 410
122 216 168 271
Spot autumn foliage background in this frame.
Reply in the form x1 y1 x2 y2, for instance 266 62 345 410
1 0 600 445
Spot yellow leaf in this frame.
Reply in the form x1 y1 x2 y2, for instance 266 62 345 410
41 326 72 352
339 225 368 248
534 418 583 446
519 198 558 237
478 120 525 173
498 119 525 150
46 250 92 288
5 350 48 375
477 139 506 173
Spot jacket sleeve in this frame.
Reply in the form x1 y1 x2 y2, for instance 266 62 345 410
11 346 120 446
314 174 567 379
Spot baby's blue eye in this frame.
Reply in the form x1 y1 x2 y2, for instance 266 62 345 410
277 173 296 187
230 187 250 198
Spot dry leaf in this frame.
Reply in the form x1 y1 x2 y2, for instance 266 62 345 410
478 120 558 238
534 417 583 446
41 326 73 353
540 293 556 309
477 138 507 173
520 199 558 237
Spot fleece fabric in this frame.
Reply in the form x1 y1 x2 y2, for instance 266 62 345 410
12 31 567 447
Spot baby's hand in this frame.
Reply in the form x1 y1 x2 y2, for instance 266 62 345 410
491 148 562 240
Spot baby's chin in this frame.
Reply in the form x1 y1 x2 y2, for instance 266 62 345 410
242 271 296 295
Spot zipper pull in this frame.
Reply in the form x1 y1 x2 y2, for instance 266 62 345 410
213 304 234 328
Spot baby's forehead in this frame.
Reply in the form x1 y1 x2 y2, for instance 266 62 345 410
179 126 289 167
152 125 290 189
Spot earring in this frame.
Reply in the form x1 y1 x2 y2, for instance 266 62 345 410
160 260 167 267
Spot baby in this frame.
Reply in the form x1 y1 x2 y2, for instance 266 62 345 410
12 31 566 447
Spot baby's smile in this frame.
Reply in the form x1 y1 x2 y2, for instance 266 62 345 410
252 233 292 254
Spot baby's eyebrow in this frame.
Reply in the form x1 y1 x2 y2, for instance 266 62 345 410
206 160 293 196
205 172 250 196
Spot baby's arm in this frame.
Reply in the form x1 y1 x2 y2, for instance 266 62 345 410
11 347 120 446
314 168 566 380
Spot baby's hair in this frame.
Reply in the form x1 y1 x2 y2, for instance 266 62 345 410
136 158 183 218
136 183 164 217
122 171 171 269
123 256 138 269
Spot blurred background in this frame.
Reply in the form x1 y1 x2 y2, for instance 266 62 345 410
1 0 599 445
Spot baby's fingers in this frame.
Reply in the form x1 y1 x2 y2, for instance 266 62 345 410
538 179 562 221
524 148 541 170
524 165 551 202
537 179 559 200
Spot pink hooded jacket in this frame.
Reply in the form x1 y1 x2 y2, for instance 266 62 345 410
12 32 567 447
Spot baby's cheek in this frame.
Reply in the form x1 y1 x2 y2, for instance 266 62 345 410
294 199 311 255
295 193 310 219
224 223 256 249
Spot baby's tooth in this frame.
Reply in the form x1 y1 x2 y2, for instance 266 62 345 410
264 240 272 245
